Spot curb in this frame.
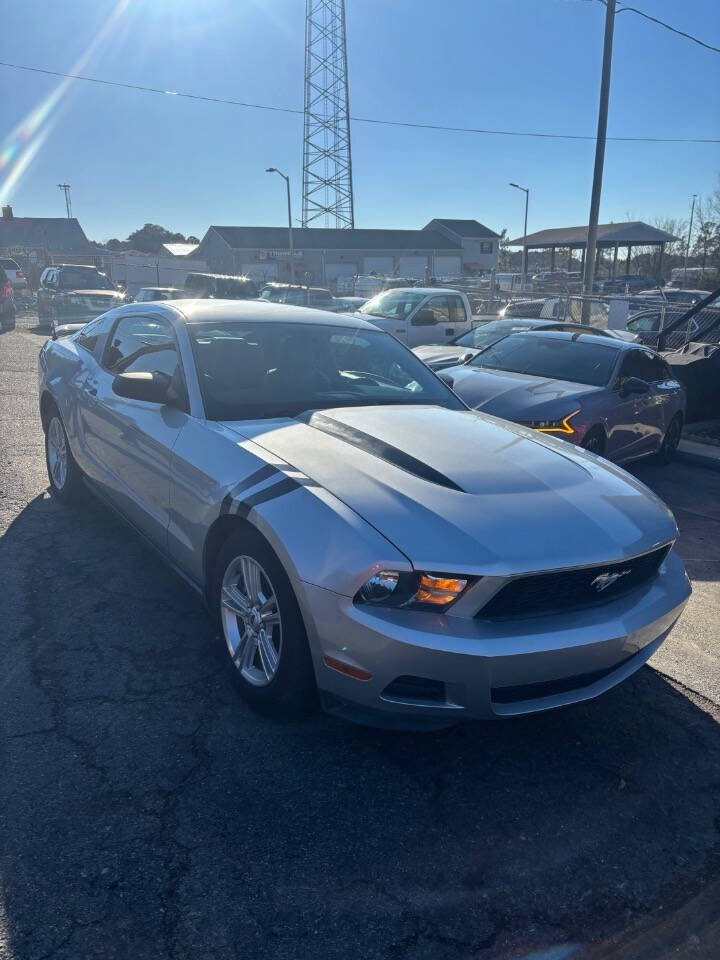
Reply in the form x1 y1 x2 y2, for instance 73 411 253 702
677 439 720 473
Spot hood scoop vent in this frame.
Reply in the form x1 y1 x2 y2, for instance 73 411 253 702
299 411 464 492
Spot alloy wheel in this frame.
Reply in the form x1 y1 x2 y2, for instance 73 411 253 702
221 555 282 686
47 417 68 490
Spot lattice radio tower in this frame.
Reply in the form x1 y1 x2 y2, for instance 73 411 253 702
302 0 354 228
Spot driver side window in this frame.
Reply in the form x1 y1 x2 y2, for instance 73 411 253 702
618 350 650 384
103 315 181 380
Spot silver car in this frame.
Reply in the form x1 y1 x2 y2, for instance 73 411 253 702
38 301 690 728
413 318 628 372
443 330 686 465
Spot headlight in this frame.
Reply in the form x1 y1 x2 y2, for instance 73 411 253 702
521 409 580 435
356 570 469 611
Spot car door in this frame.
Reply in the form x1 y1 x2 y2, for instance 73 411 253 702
407 295 457 347
606 349 655 461
645 352 683 450
80 313 190 549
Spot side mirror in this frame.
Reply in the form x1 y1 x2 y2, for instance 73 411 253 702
413 308 436 326
459 352 474 364
112 370 171 403
620 376 650 396
437 371 454 388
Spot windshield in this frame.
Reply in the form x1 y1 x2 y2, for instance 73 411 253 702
59 268 114 290
358 290 426 320
189 321 465 420
469 334 618 386
454 320 535 350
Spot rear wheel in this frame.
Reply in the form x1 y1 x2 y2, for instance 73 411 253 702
580 427 606 457
211 528 317 717
656 413 683 465
44 408 83 502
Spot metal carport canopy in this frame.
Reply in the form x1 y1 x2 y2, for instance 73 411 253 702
508 221 679 249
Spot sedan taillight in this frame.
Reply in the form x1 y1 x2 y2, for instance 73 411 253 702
1 282 13 300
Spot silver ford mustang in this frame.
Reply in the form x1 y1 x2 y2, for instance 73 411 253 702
38 300 691 728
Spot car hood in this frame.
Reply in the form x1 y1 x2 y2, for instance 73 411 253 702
222 406 676 576
445 365 601 418
65 289 123 298
413 345 479 367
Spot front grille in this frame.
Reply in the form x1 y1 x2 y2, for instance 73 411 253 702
478 545 671 620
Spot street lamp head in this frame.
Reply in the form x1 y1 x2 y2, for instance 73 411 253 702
266 167 277 173
509 182 519 188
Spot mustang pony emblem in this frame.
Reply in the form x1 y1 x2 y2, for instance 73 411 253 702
591 569 632 592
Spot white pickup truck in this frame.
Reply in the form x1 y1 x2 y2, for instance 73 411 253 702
353 287 475 347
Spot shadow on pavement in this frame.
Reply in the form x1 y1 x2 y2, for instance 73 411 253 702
1 490 719 960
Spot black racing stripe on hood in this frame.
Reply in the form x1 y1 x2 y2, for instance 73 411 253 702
220 464 279 514
301 412 464 492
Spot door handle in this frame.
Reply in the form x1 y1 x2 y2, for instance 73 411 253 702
85 384 98 396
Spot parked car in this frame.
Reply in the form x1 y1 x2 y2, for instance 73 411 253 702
414 318 625 371
1 257 27 291
355 287 474 347
184 272 258 300
594 275 656 295
0 264 16 331
37 264 125 334
333 296 367 313
260 283 336 311
134 287 184 303
38 299 689 727
626 307 720 349
442 330 685 465
632 288 708 307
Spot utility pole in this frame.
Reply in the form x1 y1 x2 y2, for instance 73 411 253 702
509 183 529 291
683 194 697 285
57 183 72 218
582 0 616 321
266 168 295 283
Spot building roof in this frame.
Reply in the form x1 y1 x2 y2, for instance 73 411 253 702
424 219 501 239
508 221 679 248
206 225 461 251
0 216 91 254
162 242 200 257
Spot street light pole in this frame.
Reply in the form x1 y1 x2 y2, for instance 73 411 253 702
582 0 616 320
266 168 295 283
509 183 529 291
683 194 697 285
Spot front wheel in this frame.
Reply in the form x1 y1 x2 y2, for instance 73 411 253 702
45 410 83 502
656 413 683 465
211 529 317 717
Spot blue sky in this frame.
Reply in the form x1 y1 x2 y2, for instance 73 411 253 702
1 0 718 243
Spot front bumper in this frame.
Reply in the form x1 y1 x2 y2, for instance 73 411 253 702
298 549 690 726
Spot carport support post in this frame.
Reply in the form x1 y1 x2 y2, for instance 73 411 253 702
582 0 616 321
626 245 631 275
658 242 665 283
550 246 556 272
612 244 618 280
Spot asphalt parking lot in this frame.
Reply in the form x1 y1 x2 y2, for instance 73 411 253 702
1 318 719 960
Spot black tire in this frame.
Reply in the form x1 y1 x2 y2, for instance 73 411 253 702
210 527 317 717
656 413 683 465
44 405 84 503
581 426 606 457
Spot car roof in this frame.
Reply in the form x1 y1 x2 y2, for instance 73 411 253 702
512 329 632 350
374 287 460 295
118 298 380 330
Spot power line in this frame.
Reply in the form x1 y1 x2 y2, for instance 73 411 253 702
588 0 720 54
0 59 718 144
617 5 720 55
